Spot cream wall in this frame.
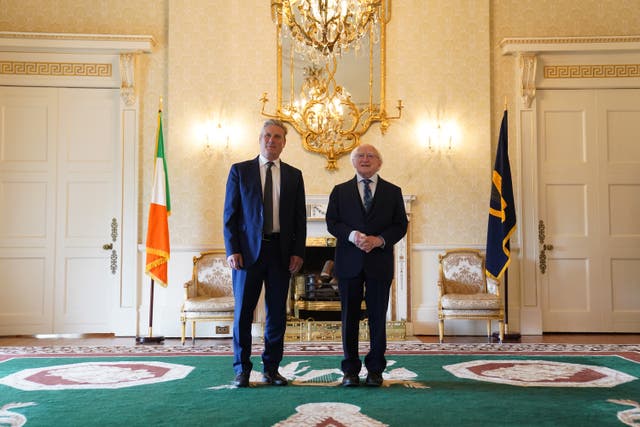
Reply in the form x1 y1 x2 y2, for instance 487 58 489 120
3 0 639 337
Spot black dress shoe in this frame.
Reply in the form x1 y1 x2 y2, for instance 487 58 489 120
233 372 250 388
365 372 383 387
341 374 360 387
262 371 288 386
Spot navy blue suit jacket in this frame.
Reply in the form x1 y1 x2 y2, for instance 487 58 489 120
326 176 408 281
223 156 306 268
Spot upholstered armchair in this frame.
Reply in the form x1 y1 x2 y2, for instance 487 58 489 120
180 250 234 344
437 248 504 343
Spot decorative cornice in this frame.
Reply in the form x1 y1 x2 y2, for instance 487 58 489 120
500 35 640 55
0 32 153 104
0 60 112 77
544 64 640 79
501 35 640 47
0 31 155 54
0 31 156 44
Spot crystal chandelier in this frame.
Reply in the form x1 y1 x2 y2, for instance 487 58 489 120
271 0 382 59
261 58 402 170
262 0 402 169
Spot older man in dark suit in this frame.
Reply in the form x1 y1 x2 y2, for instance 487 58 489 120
224 119 306 388
326 143 408 387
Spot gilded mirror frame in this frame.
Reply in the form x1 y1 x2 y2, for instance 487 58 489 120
261 0 402 170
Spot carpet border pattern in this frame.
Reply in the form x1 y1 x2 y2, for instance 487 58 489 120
1 342 639 356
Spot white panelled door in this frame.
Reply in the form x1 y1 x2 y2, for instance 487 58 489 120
54 89 121 333
537 89 640 332
0 87 121 334
0 87 57 334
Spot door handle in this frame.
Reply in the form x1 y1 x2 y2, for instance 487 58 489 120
108 217 118 275
538 220 552 274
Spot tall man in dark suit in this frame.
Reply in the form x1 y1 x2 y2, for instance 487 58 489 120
224 119 306 388
326 143 408 387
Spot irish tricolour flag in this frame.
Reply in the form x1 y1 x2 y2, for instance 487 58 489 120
145 109 171 286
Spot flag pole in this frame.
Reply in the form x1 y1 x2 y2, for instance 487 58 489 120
503 98 520 342
136 98 168 345
148 278 155 337
499 264 521 341
488 100 520 342
136 278 164 344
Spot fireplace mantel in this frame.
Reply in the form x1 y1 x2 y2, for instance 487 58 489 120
304 194 416 323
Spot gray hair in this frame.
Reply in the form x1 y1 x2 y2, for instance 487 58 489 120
261 119 288 138
350 144 383 163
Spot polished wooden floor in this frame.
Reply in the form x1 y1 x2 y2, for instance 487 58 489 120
1 333 639 347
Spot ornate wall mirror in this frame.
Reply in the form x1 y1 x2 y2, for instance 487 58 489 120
261 0 402 170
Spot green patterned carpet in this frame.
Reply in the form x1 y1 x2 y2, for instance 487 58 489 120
0 344 639 426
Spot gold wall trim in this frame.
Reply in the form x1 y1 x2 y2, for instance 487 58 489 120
544 64 640 79
0 60 112 77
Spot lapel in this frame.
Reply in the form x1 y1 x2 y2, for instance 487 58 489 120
278 161 295 224
279 160 289 204
349 176 367 214
248 156 262 198
373 176 385 205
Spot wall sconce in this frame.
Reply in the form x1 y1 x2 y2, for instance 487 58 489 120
422 122 456 154
203 120 229 155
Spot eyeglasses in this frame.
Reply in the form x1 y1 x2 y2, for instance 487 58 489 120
355 153 378 159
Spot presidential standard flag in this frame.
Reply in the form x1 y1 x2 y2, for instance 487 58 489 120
145 109 171 286
486 110 516 280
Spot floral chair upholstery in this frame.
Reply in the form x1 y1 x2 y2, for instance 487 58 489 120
180 250 234 344
437 248 504 343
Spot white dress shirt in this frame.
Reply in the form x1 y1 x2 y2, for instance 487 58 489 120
259 155 281 233
348 173 385 248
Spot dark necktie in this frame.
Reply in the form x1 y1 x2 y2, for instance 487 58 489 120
363 178 372 212
263 162 274 233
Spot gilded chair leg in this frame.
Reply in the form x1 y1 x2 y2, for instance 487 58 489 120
486 320 492 338
181 321 186 345
499 321 505 343
191 321 196 344
438 320 444 343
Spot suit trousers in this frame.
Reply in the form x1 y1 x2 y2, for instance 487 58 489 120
338 272 392 375
232 239 290 375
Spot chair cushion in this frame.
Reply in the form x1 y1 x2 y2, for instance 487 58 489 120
183 296 235 312
440 293 501 310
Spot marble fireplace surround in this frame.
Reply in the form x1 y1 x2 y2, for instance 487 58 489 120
302 194 416 323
